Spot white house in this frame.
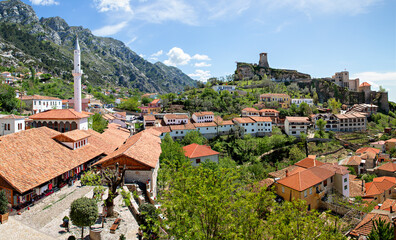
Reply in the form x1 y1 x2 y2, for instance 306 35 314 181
312 113 339 131
143 115 156 129
0 114 25 136
169 123 196 140
29 109 90 132
249 116 272 136
164 114 189 125
192 112 214 123
212 85 236 92
20 95 62 114
291 98 314 107
284 116 310 136
335 113 367 132
183 143 220 166
193 122 218 139
241 108 259 117
233 117 257 136
214 116 234 136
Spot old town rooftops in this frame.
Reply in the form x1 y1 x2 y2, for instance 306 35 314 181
0 127 104 193
29 109 90 120
94 129 162 169
20 95 62 100
183 143 219 158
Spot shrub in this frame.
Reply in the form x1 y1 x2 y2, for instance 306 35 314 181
0 190 8 214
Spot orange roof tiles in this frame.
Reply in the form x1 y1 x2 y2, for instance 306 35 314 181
213 116 233 126
144 115 156 121
20 95 61 100
277 166 335 192
343 156 362 166
377 162 396 172
379 199 396 211
260 93 290 98
95 129 161 168
164 114 189 119
242 108 259 112
249 116 272 122
29 109 89 120
269 165 300 179
350 211 392 237
356 147 380 155
193 122 217 127
153 126 171 133
0 114 25 119
319 163 350 175
359 82 371 87
285 116 310 123
386 139 396 143
193 111 214 117
259 109 279 113
233 117 255 124
182 143 219 158
0 127 104 193
150 99 160 104
54 130 91 142
364 177 396 197
115 111 127 117
294 157 325 169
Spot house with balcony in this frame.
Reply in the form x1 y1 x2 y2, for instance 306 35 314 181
163 114 189 125
214 116 234 136
291 98 314 107
335 113 366 132
312 113 339 131
192 112 214 123
274 163 350 210
20 95 62 114
233 117 257 136
259 93 291 108
284 116 310 136
249 116 272 136
241 108 259 117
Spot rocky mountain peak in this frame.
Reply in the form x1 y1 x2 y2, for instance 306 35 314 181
0 0 38 25
40 16 69 32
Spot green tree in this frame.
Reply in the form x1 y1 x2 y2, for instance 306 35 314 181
288 146 305 163
368 218 394 240
141 97 153 105
90 113 108 133
328 98 342 114
69 197 98 240
181 130 206 146
118 97 140 111
0 190 8 214
0 84 20 112
316 118 327 138
139 203 160 238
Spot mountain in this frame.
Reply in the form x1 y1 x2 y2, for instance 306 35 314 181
0 0 197 93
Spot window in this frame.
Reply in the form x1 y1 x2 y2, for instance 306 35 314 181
344 178 347 183
389 190 392 195
331 176 333 183
324 180 327 187
282 186 285 193
344 185 348 190
196 159 201 164
304 190 307 197
181 131 184 134
309 187 312 195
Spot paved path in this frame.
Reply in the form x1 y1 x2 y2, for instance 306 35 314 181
0 217 55 240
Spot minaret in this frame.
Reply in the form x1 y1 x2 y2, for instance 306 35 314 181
72 37 83 112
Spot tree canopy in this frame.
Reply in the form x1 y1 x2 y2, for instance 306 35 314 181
69 197 98 240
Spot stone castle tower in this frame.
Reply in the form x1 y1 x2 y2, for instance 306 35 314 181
259 52 269 68
72 37 83 112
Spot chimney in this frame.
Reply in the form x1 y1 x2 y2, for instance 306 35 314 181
285 170 289 177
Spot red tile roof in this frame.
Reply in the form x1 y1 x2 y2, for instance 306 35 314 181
153 126 171 133
193 122 217 127
182 143 219 158
260 93 290 98
364 177 396 197
350 211 392 237
54 130 91 142
0 127 104 193
150 99 160 104
294 157 325 168
385 139 396 143
285 116 310 123
144 115 156 121
249 116 272 122
377 162 396 172
356 147 380 155
29 109 89 120
259 109 279 113
20 95 61 100
380 199 396 211
233 117 255 124
0 114 25 119
164 114 189 120
359 82 371 87
343 156 362 166
193 111 214 117
95 129 161 168
242 108 259 112
213 116 233 126
277 166 335 192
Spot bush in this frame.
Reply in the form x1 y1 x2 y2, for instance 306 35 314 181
0 190 8 214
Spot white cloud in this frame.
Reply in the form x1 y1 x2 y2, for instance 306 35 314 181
352 72 396 89
94 0 132 12
192 54 211 61
151 50 163 57
135 0 197 25
188 69 211 82
92 21 128 36
29 0 59 6
163 47 191 66
194 62 211 67
126 36 137 45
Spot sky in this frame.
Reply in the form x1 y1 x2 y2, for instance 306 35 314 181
22 0 396 101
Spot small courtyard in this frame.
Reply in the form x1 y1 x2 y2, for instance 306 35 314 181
0 181 140 240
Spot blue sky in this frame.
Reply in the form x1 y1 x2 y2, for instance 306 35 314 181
23 0 396 101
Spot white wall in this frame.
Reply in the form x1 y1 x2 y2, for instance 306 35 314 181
190 154 219 166
255 121 272 133
285 119 308 136
0 118 25 136
192 114 214 123
32 99 62 113
78 118 89 130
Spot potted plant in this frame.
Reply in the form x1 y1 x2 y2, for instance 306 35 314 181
0 190 9 224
